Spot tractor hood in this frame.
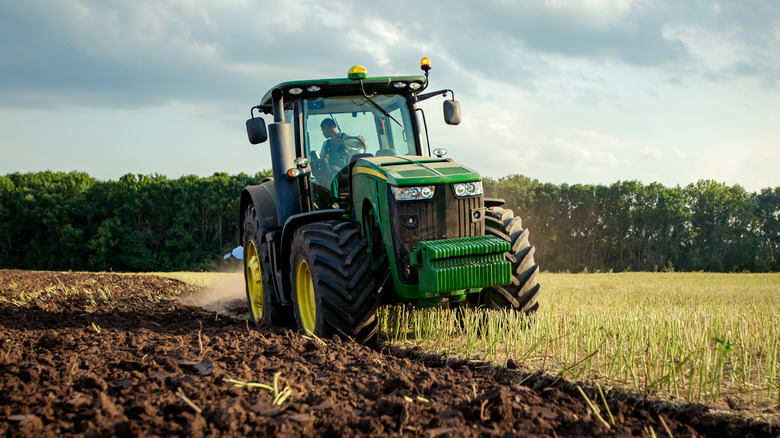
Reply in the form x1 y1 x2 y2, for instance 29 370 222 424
354 155 481 186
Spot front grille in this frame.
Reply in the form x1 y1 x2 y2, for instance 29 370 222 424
387 184 484 283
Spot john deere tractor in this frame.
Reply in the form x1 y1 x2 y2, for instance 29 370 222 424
240 58 540 344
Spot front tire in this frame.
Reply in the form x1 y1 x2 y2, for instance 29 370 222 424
475 207 541 313
289 220 378 345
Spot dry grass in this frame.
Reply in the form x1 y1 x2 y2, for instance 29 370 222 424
381 273 780 413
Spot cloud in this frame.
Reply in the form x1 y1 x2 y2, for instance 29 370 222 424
0 0 778 191
640 146 663 160
0 0 235 108
660 1 780 86
0 0 387 109
1 0 777 110
541 129 623 169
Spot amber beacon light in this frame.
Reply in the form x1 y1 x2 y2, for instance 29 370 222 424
420 57 431 72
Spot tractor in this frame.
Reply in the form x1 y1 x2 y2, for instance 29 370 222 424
240 58 540 345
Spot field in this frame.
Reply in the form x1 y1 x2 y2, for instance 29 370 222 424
384 274 780 411
1 270 777 436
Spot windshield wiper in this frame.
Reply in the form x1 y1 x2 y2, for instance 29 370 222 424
359 80 403 128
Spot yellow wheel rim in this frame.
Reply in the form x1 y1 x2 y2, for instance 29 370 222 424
245 240 263 320
295 259 316 332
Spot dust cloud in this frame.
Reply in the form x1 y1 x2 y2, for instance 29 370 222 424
181 272 248 318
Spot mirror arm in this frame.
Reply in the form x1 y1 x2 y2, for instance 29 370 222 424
250 103 293 118
415 89 454 103
250 105 273 117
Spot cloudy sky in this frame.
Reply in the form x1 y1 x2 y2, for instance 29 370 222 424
1 0 778 191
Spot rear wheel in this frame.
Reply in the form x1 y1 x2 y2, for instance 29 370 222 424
243 204 294 327
474 207 541 314
290 220 378 344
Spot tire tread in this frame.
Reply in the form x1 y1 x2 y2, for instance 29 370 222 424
479 207 541 314
290 220 378 345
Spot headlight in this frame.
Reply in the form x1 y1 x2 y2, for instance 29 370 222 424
453 181 483 197
390 185 436 201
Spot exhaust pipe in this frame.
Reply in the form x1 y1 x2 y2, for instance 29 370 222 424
268 88 299 225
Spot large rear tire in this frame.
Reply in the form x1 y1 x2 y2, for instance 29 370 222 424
243 204 294 327
289 220 378 345
475 207 541 313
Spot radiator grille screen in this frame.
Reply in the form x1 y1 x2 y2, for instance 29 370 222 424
387 185 485 283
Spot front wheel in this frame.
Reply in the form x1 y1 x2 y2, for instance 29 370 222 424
475 207 541 314
289 220 378 345
243 204 294 327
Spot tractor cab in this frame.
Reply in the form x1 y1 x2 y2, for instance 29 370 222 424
247 61 460 212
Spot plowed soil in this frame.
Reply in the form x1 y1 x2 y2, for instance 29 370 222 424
0 270 774 437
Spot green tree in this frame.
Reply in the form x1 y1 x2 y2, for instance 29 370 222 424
755 187 779 272
686 180 760 272
1 170 773 273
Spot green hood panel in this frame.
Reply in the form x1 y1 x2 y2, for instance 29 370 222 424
354 155 481 186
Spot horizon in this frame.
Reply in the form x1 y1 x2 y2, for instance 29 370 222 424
3 167 777 194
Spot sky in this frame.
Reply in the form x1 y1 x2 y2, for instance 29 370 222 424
1 0 778 192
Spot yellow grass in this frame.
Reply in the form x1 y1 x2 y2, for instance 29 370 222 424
381 273 780 410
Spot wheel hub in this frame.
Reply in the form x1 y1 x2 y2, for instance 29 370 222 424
245 241 263 320
295 259 316 332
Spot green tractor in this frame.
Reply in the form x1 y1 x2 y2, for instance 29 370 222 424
240 58 540 344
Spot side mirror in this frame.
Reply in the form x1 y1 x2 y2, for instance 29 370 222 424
246 117 268 144
443 100 461 125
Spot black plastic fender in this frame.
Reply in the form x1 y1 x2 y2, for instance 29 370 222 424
239 181 279 246
484 198 506 209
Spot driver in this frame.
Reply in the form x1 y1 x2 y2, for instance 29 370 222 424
319 118 367 171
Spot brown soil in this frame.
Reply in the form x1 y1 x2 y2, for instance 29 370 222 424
0 270 775 437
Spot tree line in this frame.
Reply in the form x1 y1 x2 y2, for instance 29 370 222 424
0 171 270 272
1 171 778 272
483 175 780 273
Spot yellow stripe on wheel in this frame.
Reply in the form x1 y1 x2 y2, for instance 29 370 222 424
296 259 316 332
245 241 263 320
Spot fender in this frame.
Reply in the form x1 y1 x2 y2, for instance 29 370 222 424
240 181 286 303
239 180 279 246
484 198 506 209
277 209 349 304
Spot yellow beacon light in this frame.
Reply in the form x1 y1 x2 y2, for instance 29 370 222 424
420 57 431 72
347 65 367 80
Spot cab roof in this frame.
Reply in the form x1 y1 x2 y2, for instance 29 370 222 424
261 75 426 104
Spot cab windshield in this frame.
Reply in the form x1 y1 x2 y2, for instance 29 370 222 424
302 94 418 209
